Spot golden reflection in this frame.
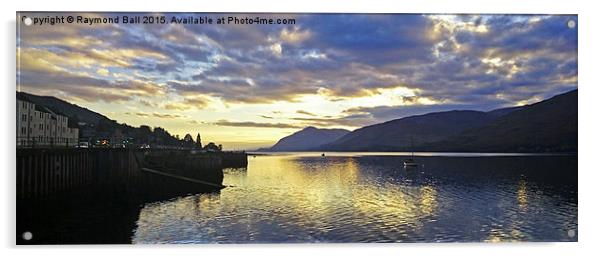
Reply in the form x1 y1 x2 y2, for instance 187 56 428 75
350 183 417 230
243 155 439 232
349 181 439 231
138 155 442 241
485 230 504 243
483 177 531 242
517 178 528 211
419 185 438 215
510 229 523 239
230 155 362 220
485 226 526 242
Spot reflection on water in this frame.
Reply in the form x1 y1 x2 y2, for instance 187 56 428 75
517 178 529 211
133 153 577 243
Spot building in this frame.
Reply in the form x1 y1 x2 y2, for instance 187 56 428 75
16 94 79 147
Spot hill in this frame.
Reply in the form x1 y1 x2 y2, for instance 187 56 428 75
427 89 577 152
17 91 109 127
318 89 576 152
321 109 519 151
264 126 350 151
16 91 183 147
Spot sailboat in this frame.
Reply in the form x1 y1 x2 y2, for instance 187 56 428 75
403 156 419 167
403 136 419 167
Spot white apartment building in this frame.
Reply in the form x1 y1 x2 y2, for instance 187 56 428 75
16 96 79 147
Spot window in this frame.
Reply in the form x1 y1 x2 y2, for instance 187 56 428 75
21 127 26 135
21 114 26 122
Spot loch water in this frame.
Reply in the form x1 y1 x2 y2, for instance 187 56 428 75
133 152 577 243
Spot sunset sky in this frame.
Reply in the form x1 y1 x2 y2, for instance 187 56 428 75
17 13 577 149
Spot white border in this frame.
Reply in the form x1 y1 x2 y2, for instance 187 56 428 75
3 0 601 256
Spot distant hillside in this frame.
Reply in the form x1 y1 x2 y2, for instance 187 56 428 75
16 91 183 146
317 89 576 153
17 91 110 126
427 89 577 152
263 126 350 151
321 109 519 151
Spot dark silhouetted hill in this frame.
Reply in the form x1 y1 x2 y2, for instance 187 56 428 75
318 89 576 152
427 89 577 152
263 126 349 151
17 91 109 126
321 110 515 151
16 91 183 146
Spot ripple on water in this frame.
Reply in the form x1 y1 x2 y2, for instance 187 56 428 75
133 154 577 243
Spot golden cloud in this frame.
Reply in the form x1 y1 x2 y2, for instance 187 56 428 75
164 95 212 111
279 26 312 44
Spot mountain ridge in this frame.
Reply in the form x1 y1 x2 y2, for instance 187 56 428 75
424 89 577 152
261 89 577 153
321 109 515 151
262 126 350 151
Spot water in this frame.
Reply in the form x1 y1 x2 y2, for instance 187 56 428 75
132 152 577 243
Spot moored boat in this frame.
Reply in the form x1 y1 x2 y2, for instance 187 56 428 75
404 158 419 167
404 136 419 168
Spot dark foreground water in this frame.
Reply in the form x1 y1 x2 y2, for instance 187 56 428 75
132 153 577 243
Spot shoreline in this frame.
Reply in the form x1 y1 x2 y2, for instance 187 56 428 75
247 151 577 157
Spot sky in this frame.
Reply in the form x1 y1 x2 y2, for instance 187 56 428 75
17 13 577 149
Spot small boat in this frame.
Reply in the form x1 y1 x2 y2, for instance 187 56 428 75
403 136 419 167
404 158 419 167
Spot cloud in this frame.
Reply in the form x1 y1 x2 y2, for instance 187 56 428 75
290 116 370 128
18 44 168 104
138 99 158 107
18 13 577 126
213 120 302 129
296 110 317 116
126 112 184 119
279 26 312 44
188 120 209 125
96 68 110 76
163 95 211 110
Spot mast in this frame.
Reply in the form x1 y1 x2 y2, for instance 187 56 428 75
410 135 414 158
